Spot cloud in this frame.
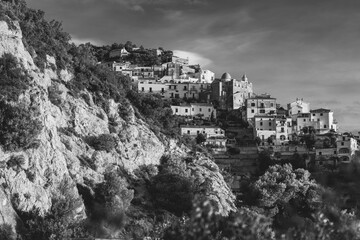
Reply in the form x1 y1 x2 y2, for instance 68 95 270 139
173 50 212 67
71 35 105 46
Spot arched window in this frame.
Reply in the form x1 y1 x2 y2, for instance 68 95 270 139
339 148 350 154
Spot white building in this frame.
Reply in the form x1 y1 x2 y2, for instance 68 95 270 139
180 125 225 138
171 103 216 120
246 94 276 121
337 134 358 162
310 109 337 133
288 98 310 117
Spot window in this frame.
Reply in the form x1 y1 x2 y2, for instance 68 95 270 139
197 130 200 134
334 151 337 154
260 122 263 126
192 108 194 111
208 108 211 112
203 131 205 134
161 88 164 93
320 113 323 116
199 108 202 112
269 122 272 126
141 87 144 92
319 152 322 155
260 103 265 108
170 93 174 98
341 142 344 146
185 109 188 113
343 136 346 141
317 119 320 121
260 110 265 113
303 119 306 122
184 86 187 90
270 103 274 107
175 108 178 113
251 109 255 113
149 87 152 92
281 128 284 133
312 113 315 116
251 103 255 107
324 125 327 128
187 130 190 134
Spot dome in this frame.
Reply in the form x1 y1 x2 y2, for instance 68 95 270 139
221 72 232 81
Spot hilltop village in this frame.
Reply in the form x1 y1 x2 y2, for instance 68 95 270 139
102 47 360 181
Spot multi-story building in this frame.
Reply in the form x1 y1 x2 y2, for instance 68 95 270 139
246 94 276 121
138 80 211 100
211 73 254 110
336 134 358 162
288 98 310 117
180 125 225 138
171 103 216 120
254 115 276 144
275 116 292 145
309 108 337 133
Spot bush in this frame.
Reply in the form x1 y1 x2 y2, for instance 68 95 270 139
48 84 62 107
0 224 15 240
0 53 30 101
87 134 116 152
0 101 43 151
150 172 195 216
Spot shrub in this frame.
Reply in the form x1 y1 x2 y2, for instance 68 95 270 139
87 134 116 152
0 224 15 240
0 53 30 101
48 84 62 107
150 172 195 216
0 101 43 151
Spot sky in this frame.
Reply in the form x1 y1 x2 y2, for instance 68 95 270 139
26 0 360 132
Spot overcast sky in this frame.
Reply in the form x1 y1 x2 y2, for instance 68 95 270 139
27 0 360 132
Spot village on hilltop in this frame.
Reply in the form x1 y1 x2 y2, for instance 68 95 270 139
101 47 360 179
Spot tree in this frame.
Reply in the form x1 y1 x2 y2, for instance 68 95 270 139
253 164 323 227
258 150 274 174
195 133 206 145
255 136 262 145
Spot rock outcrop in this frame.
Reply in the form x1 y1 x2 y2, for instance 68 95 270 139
0 20 236 232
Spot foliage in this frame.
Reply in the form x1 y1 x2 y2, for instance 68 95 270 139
195 133 206 144
258 150 275 174
0 53 30 101
127 91 182 137
252 164 323 229
0 101 43 151
48 83 63 107
86 171 134 237
0 224 15 240
150 171 195 216
0 0 71 70
87 133 117 152
164 199 274 240
18 177 89 240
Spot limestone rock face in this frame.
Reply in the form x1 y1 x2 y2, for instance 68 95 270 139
0 20 236 230
190 155 236 216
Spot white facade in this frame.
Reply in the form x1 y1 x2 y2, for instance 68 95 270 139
275 116 292 145
180 125 225 137
288 98 310 117
310 109 337 133
171 104 216 120
246 95 277 121
337 135 358 162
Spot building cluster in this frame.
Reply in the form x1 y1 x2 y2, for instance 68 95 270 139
103 49 359 166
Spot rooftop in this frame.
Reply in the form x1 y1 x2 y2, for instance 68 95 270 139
310 108 331 113
180 125 222 129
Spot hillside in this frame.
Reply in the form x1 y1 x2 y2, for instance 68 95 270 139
0 1 235 239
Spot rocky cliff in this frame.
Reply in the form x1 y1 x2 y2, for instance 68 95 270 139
0 20 235 233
